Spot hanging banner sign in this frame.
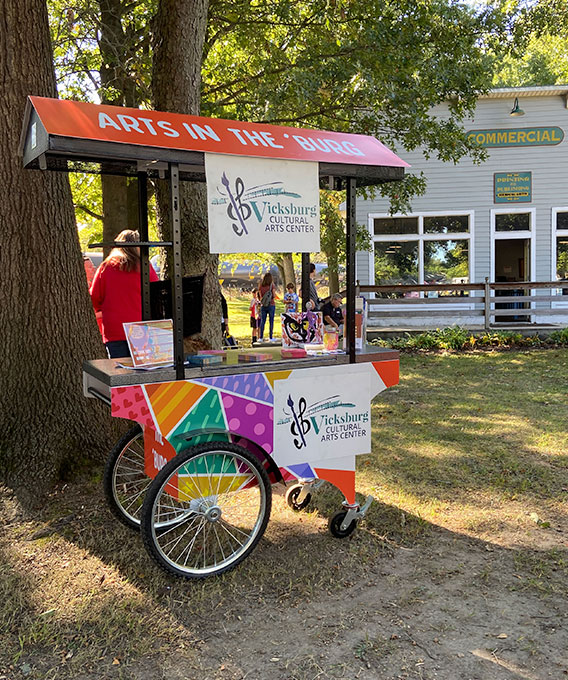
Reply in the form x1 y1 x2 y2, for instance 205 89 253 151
205 153 320 254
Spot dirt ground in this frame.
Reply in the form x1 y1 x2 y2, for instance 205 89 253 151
2 482 568 680
141 508 568 680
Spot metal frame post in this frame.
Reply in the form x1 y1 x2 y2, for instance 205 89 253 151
138 171 151 320
346 178 357 363
484 276 491 330
169 163 185 379
301 253 310 311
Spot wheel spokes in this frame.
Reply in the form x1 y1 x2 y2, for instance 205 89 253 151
150 451 266 574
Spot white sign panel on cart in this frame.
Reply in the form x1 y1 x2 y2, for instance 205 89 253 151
205 153 320 254
273 365 371 467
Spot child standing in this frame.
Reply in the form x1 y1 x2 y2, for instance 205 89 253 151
283 282 299 314
249 288 260 344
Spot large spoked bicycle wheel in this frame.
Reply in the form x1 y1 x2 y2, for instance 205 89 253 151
141 442 272 579
103 424 149 530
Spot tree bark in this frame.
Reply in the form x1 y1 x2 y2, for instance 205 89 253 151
0 0 117 505
324 241 340 295
152 0 222 348
280 253 296 289
98 0 135 251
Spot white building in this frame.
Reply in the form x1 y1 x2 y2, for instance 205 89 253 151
355 86 568 328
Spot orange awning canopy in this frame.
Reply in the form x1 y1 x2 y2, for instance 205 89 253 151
20 96 408 186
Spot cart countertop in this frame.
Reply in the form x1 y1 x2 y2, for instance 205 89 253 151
83 345 399 388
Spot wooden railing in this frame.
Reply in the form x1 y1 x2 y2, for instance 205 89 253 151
357 279 568 330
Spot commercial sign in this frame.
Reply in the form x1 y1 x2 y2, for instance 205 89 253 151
26 96 409 168
467 127 564 148
205 153 320 253
494 172 532 204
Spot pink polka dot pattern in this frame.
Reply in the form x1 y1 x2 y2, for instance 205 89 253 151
221 392 273 453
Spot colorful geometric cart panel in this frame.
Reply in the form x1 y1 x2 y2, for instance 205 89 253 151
111 360 398 504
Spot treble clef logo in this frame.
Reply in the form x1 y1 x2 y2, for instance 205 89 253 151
221 173 252 236
288 394 311 449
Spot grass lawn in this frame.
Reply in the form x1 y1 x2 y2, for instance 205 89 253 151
1 350 567 679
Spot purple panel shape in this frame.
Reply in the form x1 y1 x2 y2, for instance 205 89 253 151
221 392 274 454
287 463 316 480
194 372 273 404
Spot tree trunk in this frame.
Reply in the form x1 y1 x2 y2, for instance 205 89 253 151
0 0 117 506
152 0 222 348
98 0 134 251
323 240 341 295
280 253 296 289
101 175 128 253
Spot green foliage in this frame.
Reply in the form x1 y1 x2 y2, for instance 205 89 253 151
48 0 154 104
548 328 568 345
371 326 554 351
47 0 568 242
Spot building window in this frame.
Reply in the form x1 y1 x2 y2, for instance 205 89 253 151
557 212 568 231
424 240 469 284
374 216 418 235
495 212 531 232
424 215 469 234
371 213 471 290
556 211 568 282
375 241 419 285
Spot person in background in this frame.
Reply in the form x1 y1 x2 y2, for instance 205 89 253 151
83 255 96 288
321 293 344 333
249 287 260 344
258 271 277 341
283 282 299 313
307 262 320 310
90 230 158 358
221 292 229 335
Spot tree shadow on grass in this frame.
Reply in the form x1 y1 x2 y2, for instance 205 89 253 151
2 474 567 679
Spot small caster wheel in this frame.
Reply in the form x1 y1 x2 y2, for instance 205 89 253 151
328 510 357 538
286 484 312 512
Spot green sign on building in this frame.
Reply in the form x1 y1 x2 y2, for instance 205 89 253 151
494 172 532 203
467 127 564 147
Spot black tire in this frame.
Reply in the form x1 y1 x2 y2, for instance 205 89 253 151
285 484 312 512
141 442 272 579
103 424 149 530
328 510 357 538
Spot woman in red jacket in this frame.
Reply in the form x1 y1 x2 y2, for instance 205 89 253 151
90 230 158 358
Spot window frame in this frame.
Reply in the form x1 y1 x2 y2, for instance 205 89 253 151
489 207 535 283
552 207 568 281
368 210 474 287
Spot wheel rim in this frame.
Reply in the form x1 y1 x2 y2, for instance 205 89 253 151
111 431 150 526
149 450 268 576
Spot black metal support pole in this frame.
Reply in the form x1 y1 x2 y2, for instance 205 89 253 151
169 163 185 379
138 171 151 320
345 177 357 363
301 253 310 311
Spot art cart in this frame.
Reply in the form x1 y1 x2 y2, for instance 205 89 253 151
20 97 408 579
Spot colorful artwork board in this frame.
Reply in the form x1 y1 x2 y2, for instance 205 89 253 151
281 311 323 347
123 319 174 368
